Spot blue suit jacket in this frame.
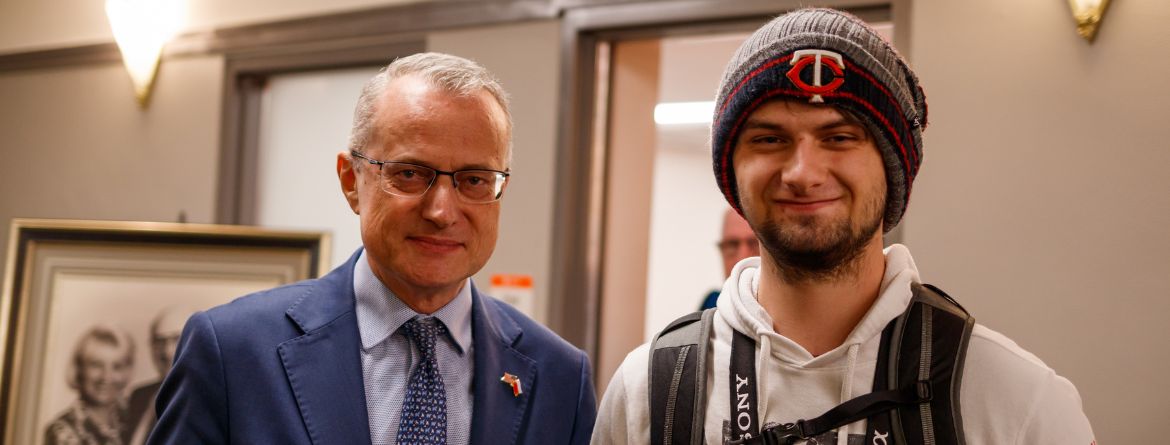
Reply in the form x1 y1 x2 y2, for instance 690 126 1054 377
149 251 597 444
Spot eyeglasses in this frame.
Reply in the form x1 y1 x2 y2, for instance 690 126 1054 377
350 151 510 203
717 237 760 257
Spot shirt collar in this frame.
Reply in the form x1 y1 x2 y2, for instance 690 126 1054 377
353 250 473 354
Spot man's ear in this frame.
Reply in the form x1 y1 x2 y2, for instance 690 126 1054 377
337 151 360 214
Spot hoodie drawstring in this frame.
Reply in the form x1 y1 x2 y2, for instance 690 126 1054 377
837 343 860 445
756 335 772 418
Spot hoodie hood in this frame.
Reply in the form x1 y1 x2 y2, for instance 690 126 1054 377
716 243 922 367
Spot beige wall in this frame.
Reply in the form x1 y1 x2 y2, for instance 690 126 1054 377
429 20 563 323
0 0 426 53
0 55 224 269
906 1 1170 443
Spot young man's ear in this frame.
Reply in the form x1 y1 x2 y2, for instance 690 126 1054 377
337 151 360 214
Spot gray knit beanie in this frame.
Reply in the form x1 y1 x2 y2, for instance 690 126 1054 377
711 8 928 231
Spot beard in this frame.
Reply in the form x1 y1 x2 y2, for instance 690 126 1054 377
755 188 885 285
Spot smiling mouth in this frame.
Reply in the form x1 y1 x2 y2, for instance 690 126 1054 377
774 198 839 212
408 236 464 252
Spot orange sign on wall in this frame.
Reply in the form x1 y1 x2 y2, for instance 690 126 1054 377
489 274 535 317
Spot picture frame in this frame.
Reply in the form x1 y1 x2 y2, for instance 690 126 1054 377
0 219 330 445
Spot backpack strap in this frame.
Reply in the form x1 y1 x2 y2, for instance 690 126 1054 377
867 282 975 445
649 308 715 445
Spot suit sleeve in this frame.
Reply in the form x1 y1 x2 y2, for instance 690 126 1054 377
569 350 599 445
147 311 230 445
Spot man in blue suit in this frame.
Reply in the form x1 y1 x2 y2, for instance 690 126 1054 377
149 52 597 445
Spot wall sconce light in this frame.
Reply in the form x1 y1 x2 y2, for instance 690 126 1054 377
1067 0 1112 42
105 0 185 107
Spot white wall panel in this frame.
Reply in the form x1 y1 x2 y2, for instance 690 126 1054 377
255 66 382 269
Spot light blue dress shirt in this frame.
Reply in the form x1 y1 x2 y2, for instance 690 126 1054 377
353 251 474 445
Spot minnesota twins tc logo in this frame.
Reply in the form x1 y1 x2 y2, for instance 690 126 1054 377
786 49 846 103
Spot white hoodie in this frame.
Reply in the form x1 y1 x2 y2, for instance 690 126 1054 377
591 244 1095 445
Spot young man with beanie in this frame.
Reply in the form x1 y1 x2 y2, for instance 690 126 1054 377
592 8 1094 445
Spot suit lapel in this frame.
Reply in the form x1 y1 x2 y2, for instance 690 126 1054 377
469 285 536 445
278 252 372 445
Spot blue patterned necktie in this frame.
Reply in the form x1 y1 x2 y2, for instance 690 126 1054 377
397 317 448 445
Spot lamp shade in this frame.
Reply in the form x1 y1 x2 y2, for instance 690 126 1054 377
1067 0 1112 42
106 0 185 106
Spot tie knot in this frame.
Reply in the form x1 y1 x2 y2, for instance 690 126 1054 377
402 317 444 354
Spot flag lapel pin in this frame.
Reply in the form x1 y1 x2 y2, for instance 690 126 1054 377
500 372 523 397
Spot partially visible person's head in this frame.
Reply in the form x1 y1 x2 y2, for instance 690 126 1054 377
150 306 194 376
67 325 135 407
710 8 927 282
339 53 512 302
717 208 759 277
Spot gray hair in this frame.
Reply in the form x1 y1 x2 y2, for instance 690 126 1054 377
347 52 513 164
66 324 135 390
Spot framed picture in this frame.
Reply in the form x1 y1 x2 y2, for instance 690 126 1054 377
0 219 330 445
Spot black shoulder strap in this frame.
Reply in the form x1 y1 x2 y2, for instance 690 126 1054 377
866 283 975 445
649 308 715 445
728 330 760 442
